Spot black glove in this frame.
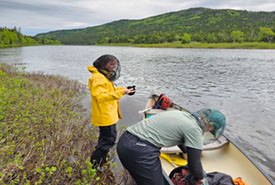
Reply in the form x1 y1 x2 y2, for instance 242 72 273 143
127 85 136 96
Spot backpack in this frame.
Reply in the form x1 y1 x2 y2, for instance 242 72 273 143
170 166 192 185
169 165 236 185
152 93 173 110
169 165 208 185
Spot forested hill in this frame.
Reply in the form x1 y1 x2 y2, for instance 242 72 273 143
0 27 61 48
35 7 275 44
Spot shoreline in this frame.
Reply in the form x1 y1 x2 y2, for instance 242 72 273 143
1 41 275 50
96 41 275 49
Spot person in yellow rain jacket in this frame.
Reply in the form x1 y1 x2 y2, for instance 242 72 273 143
88 54 135 171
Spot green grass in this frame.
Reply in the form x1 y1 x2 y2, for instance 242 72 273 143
0 64 130 184
0 43 62 49
97 41 275 49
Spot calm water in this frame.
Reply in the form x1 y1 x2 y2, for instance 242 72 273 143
1 46 275 180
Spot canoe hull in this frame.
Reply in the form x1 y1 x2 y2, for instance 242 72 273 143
142 94 274 185
161 136 274 185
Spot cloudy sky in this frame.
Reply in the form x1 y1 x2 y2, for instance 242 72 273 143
1 0 274 36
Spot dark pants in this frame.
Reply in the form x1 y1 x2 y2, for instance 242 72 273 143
90 124 117 167
117 131 164 185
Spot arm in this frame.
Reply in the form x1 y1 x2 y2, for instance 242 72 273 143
178 144 187 153
186 147 204 180
89 77 135 102
89 77 125 102
116 86 135 95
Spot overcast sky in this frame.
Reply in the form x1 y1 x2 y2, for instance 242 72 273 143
1 0 274 36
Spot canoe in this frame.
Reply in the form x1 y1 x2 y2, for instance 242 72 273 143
141 94 275 185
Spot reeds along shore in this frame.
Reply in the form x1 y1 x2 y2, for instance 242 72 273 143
0 64 131 185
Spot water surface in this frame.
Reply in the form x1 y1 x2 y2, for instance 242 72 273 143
1 45 274 180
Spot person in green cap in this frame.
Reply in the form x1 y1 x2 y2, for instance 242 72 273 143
117 108 226 185
192 108 226 139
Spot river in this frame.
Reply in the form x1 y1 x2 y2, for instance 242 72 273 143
0 45 274 181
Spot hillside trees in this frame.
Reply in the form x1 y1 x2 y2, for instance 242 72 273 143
0 27 61 48
181 33 191 44
259 27 275 42
94 27 274 44
231 30 244 42
35 8 275 45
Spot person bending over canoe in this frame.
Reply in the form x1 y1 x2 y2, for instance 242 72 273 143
117 108 226 185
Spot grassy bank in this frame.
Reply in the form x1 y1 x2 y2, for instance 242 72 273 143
0 43 62 49
0 64 130 184
97 41 275 49
0 43 38 49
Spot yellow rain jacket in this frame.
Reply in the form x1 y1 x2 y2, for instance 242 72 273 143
88 66 125 126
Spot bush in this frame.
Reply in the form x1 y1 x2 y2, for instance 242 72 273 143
181 33 191 44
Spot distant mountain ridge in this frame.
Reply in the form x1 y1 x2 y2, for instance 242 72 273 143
35 7 275 44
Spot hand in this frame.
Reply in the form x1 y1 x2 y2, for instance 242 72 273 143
125 85 136 96
196 178 204 185
124 88 135 95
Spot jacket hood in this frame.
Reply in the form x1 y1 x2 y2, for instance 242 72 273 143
88 66 98 73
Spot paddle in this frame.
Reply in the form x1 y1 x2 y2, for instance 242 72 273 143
160 153 177 167
160 153 187 167
138 107 152 115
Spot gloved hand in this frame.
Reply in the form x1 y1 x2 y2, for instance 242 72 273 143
127 85 136 96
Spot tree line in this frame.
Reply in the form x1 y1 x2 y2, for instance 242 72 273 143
95 27 275 44
0 27 61 48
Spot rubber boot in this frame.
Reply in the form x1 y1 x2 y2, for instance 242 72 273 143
90 149 108 173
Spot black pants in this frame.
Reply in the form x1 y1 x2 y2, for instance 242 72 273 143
117 131 164 185
90 124 117 167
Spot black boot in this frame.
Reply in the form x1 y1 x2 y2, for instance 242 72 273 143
90 149 108 172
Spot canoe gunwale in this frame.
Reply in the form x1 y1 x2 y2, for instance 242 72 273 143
223 134 275 185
